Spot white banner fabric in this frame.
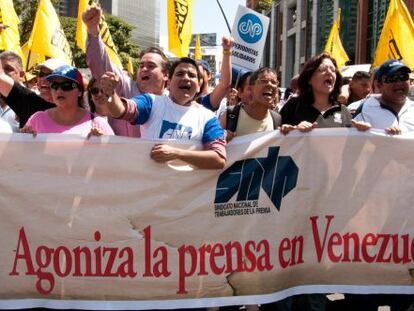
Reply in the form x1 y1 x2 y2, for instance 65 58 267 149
0 129 413 309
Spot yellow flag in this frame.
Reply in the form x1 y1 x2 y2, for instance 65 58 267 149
324 8 349 70
168 0 194 57
76 0 123 69
21 42 45 72
127 57 134 76
0 0 25 65
373 0 414 69
27 0 72 65
194 34 202 60
76 0 89 52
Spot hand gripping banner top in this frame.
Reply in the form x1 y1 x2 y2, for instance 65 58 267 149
0 130 414 309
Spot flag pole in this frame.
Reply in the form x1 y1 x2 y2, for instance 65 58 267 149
215 0 231 33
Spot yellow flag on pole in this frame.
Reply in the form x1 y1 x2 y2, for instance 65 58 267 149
76 0 123 69
127 57 134 76
194 34 202 60
0 0 25 65
373 0 414 69
76 0 89 52
21 42 45 72
27 0 72 65
168 0 194 57
324 8 349 70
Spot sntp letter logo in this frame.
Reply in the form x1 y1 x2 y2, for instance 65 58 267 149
214 147 298 212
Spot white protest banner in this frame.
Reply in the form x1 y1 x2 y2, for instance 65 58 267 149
0 130 414 309
231 5 270 71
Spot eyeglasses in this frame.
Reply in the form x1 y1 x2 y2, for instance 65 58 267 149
50 81 78 91
317 64 336 74
37 71 52 78
383 72 409 83
89 87 104 95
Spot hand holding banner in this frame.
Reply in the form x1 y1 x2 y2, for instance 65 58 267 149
1 130 414 309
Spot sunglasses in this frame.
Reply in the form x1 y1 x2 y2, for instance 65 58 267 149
383 72 409 83
50 81 78 91
89 87 104 95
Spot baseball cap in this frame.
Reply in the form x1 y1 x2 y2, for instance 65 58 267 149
37 58 68 72
46 65 84 89
198 60 212 73
376 59 411 81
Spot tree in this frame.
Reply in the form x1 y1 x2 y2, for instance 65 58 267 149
14 0 60 44
255 0 273 13
104 14 140 67
14 0 140 69
60 16 86 67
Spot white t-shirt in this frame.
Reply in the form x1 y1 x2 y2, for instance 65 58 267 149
353 96 414 132
131 94 225 144
0 118 12 133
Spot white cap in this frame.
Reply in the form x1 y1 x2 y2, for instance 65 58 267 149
37 58 68 71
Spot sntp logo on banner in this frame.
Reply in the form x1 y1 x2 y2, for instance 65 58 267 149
214 147 299 217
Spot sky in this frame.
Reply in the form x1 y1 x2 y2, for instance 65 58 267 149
159 0 246 48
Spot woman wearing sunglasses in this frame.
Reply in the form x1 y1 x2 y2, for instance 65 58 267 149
21 65 114 137
87 77 111 117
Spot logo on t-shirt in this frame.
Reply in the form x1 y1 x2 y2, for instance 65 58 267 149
214 147 298 217
159 120 193 140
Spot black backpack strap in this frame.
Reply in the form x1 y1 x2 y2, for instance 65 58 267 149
269 110 282 129
226 103 242 132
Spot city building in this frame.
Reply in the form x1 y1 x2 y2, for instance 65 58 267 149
263 0 414 87
58 0 160 49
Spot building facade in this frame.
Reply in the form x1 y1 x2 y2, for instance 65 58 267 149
58 0 160 49
263 0 414 87
188 33 221 86
113 0 160 49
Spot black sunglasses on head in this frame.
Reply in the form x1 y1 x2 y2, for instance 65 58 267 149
50 81 78 91
383 72 410 83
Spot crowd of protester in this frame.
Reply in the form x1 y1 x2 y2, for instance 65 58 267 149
0 5 414 310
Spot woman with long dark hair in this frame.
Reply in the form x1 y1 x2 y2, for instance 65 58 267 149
280 53 363 133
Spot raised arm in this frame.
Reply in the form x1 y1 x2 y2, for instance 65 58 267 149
0 60 15 97
83 6 134 96
207 36 234 109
